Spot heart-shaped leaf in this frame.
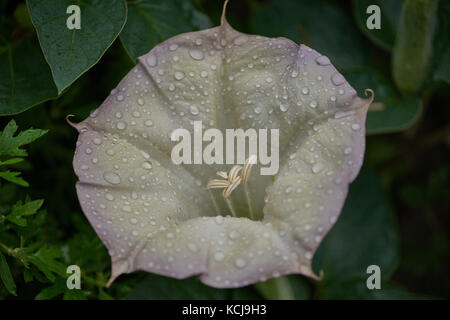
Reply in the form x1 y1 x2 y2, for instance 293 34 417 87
27 0 127 93
119 0 212 62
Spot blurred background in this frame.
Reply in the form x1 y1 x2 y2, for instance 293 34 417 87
0 0 448 299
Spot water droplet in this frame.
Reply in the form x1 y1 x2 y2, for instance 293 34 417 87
116 94 124 101
316 55 331 66
190 105 199 115
309 100 317 108
146 54 157 67
228 231 239 240
85 148 92 154
351 123 361 131
144 119 153 127
169 44 178 51
103 172 121 185
93 138 102 145
142 161 153 170
188 243 198 252
280 104 289 112
330 96 337 102
117 122 126 130
266 76 273 83
302 87 309 95
254 106 262 114
189 49 204 60
215 216 224 224
211 251 224 262
331 73 345 86
312 163 324 174
133 111 141 118
234 258 247 268
137 98 144 106
105 193 114 201
344 147 352 155
200 71 208 78
115 112 123 119
291 70 298 78
174 71 185 80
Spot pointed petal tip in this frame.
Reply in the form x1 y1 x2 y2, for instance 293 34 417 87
221 0 230 25
66 114 85 132
364 88 375 108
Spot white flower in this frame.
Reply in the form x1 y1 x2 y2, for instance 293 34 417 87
71 5 373 288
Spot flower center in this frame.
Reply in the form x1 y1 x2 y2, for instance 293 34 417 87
207 155 260 220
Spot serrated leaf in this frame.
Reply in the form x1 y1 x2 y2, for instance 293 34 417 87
6 199 44 226
343 69 423 134
35 278 66 300
27 0 127 93
0 251 17 296
0 170 29 187
313 168 399 282
28 246 66 282
0 158 24 166
351 0 402 51
0 37 58 115
119 0 212 62
0 120 47 157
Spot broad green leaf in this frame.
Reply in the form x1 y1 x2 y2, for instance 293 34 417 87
343 69 423 134
0 171 29 187
313 168 399 282
320 277 426 300
63 289 88 300
6 199 44 226
28 246 66 282
125 274 230 300
432 0 450 84
392 0 439 94
27 0 127 93
250 0 368 70
0 37 58 115
120 0 212 62
254 275 309 300
0 251 17 296
0 120 47 157
351 0 402 51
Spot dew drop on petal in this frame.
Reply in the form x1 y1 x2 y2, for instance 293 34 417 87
190 105 199 115
117 122 126 130
234 258 247 268
146 54 157 67
351 123 361 131
316 55 331 66
174 71 185 80
103 172 121 185
189 49 204 60
214 252 225 261
331 73 345 86
312 163 324 174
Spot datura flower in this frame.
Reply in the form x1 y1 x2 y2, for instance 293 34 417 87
71 5 373 288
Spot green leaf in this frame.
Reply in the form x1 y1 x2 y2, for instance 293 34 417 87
120 0 212 62
0 158 24 166
351 0 402 51
254 275 309 300
6 199 44 226
0 251 17 296
250 0 368 70
27 0 127 93
0 170 29 187
28 246 66 282
392 0 439 94
313 168 400 282
0 120 47 157
35 278 66 300
125 274 230 300
0 37 58 115
63 289 87 300
320 277 426 300
432 0 450 84
343 69 423 134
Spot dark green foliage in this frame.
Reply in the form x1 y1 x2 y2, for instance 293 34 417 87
0 0 448 300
